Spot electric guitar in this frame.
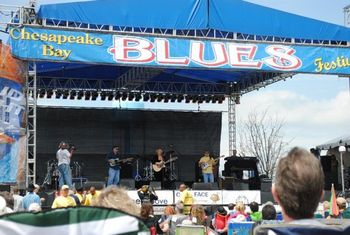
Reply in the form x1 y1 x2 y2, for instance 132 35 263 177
152 157 178 172
200 155 225 170
108 157 133 167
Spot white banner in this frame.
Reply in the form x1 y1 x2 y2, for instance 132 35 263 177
174 190 223 205
127 190 174 205
221 190 261 204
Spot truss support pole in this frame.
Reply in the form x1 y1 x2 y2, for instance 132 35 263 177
228 96 236 156
26 62 37 186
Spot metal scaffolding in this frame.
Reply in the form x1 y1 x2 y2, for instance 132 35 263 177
344 4 350 27
228 96 237 155
26 62 37 186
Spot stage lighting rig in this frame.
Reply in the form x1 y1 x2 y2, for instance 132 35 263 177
205 95 212 103
107 91 114 101
115 92 121 100
70 90 76 100
121 92 128 101
185 95 191 103
135 93 142 101
170 94 177 103
177 94 184 102
150 93 156 102
143 93 150 102
157 94 164 102
62 90 69 99
55 90 62 99
100 91 107 100
39 89 45 98
77 90 84 100
85 91 91 100
128 93 135 101
91 91 98 100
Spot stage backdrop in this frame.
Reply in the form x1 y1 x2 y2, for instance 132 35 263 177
0 43 27 184
36 108 222 182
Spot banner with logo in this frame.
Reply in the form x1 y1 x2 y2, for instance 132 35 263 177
222 190 261 204
0 43 27 184
174 190 223 204
8 26 350 75
127 190 174 205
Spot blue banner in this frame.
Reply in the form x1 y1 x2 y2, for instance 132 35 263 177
8 26 350 75
0 43 26 184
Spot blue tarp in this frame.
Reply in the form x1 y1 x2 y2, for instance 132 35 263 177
37 0 350 42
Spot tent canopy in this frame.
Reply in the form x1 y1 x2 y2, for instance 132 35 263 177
38 0 350 42
316 135 350 150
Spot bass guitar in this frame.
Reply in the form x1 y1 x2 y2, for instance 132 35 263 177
152 157 178 172
200 155 225 170
109 157 133 167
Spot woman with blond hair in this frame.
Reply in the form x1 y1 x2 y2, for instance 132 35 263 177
182 205 207 226
228 201 248 221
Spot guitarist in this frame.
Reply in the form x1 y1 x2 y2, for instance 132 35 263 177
152 148 166 188
106 145 124 186
198 151 218 183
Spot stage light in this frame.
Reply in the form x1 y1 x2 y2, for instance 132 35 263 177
55 90 62 99
185 95 191 103
198 96 204 104
91 91 98 100
70 90 76 100
150 93 156 102
205 95 211 103
177 94 184 102
164 94 171 103
235 95 240 104
212 95 218 103
121 92 128 101
107 91 114 101
143 93 150 102
115 92 121 100
85 91 91 100
128 93 135 101
157 94 163 102
39 89 45 98
135 93 142 101
192 95 198 103
100 91 107 100
62 90 69 99
46 89 53 98
170 94 177 103
77 90 84 100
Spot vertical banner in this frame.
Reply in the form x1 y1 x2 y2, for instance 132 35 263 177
0 43 27 184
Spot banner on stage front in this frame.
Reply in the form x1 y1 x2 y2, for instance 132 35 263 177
0 43 27 184
8 26 350 75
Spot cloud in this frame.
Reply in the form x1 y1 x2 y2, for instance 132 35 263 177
237 90 350 148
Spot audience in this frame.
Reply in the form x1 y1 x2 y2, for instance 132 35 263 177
0 195 13 215
84 186 101 206
92 186 140 216
140 202 162 234
22 184 41 211
28 202 42 212
249 201 262 223
227 203 236 215
75 187 85 204
182 205 207 226
51 185 76 209
12 186 23 212
260 204 277 225
271 147 324 224
229 201 248 221
178 184 193 215
160 202 187 235
212 206 228 235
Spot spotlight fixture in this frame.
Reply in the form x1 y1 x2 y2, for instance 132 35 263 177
121 92 128 101
135 93 142 101
198 96 204 104
85 91 91 100
46 89 53 98
164 94 171 103
170 94 177 103
39 89 45 98
157 94 164 102
55 90 62 99
218 95 225 104
115 92 121 100
143 93 150 102
177 94 184 102
91 91 98 100
150 93 156 102
192 95 198 103
185 95 191 103
205 95 212 103
235 95 240 104
77 90 84 100
107 91 114 101
100 91 107 100
69 90 76 100
62 90 69 99
128 93 135 101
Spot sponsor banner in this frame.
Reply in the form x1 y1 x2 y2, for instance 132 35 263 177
174 190 223 204
221 190 261 204
0 43 26 184
127 190 174 205
9 26 350 75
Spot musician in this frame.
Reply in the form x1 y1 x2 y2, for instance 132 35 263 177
57 141 75 189
106 146 122 186
198 151 218 183
152 148 166 186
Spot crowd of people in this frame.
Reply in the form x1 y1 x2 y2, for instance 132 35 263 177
1 147 350 234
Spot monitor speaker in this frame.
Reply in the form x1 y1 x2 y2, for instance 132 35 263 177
192 182 212 190
150 181 162 190
84 181 105 190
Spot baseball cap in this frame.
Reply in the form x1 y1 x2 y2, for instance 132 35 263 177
61 185 69 190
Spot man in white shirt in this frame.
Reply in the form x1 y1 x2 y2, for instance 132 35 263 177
57 141 75 188
12 186 23 212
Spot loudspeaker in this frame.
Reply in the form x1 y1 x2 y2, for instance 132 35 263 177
261 180 272 192
232 182 249 190
222 178 234 190
120 179 135 189
150 181 162 190
260 192 274 204
84 181 105 190
0 185 10 192
192 182 212 190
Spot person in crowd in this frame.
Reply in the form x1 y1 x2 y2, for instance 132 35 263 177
140 202 162 233
0 191 14 211
336 197 347 215
137 185 158 204
0 196 13 215
75 187 85 204
248 201 262 223
160 202 187 235
229 201 248 221
51 185 76 209
69 189 81 206
323 201 330 218
271 147 324 224
28 202 42 212
12 186 23 212
57 141 74 188
84 186 101 206
198 151 218 183
212 206 228 235
92 186 140 216
22 184 41 211
34 184 46 204
178 184 193 215
227 203 236 215
260 204 278 225
182 205 207 226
